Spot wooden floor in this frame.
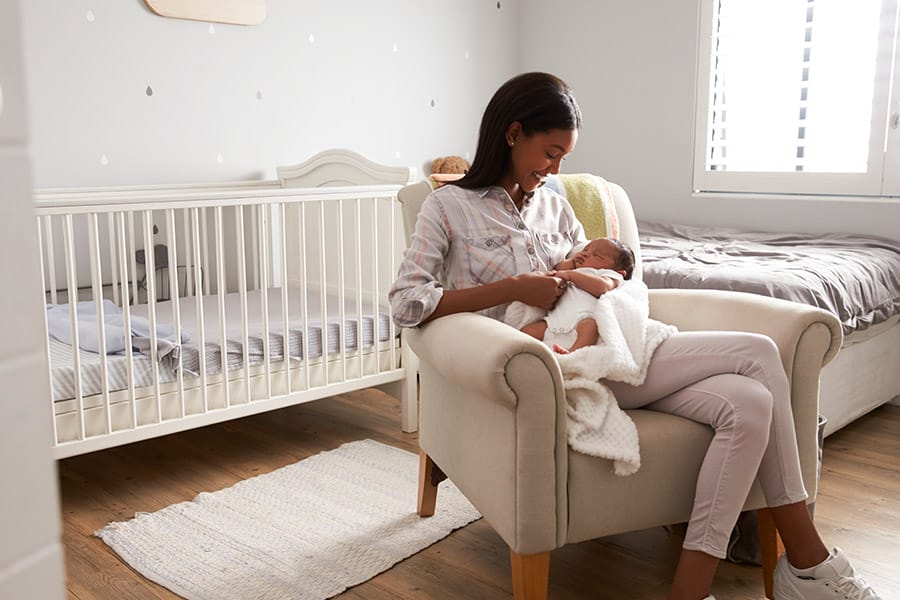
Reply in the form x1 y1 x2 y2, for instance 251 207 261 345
59 393 900 600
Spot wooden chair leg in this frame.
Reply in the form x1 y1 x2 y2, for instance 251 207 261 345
417 449 445 517
757 507 784 599
509 549 550 600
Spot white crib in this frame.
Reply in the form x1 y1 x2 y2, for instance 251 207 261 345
35 149 419 459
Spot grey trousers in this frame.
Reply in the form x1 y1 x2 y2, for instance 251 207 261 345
606 330 809 558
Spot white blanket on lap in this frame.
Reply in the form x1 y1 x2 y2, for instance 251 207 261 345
508 281 676 475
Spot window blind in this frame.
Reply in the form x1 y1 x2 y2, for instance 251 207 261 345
695 0 900 196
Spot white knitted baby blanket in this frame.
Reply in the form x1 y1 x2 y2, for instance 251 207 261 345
553 281 676 475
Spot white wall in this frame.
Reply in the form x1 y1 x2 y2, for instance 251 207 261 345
520 0 900 241
21 0 520 187
0 0 65 597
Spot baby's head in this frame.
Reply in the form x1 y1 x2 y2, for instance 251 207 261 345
572 238 635 280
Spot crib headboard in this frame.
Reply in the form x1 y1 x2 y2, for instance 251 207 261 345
277 149 415 188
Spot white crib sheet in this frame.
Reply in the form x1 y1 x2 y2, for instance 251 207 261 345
49 287 392 402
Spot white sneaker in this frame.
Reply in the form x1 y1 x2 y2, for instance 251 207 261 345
773 547 881 599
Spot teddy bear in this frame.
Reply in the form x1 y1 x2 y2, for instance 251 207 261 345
431 155 470 175
430 155 470 186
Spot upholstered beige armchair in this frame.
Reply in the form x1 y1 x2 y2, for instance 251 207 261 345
397 179 842 600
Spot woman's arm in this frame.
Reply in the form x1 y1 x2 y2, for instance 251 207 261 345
555 269 620 298
422 271 564 324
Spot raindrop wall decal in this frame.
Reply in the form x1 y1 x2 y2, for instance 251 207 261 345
216 153 224 164
99 154 108 166
430 99 436 107
308 33 315 44
208 24 216 34
86 9 95 23
393 42 398 53
146 85 154 96
256 90 263 100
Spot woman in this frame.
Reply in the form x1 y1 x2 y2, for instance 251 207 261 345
389 72 880 600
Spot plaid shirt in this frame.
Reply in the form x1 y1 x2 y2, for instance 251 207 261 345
389 184 586 327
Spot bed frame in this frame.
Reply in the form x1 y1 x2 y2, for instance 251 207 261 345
35 149 420 459
817 315 900 436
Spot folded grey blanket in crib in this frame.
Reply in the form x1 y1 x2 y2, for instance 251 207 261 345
46 300 186 367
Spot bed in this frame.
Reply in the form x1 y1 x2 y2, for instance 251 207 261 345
638 219 900 436
36 149 419 459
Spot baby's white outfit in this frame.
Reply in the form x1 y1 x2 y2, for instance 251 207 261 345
505 267 624 350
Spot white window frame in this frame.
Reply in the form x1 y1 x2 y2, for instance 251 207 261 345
692 0 900 198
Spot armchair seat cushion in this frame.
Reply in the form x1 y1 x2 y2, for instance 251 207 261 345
566 410 711 544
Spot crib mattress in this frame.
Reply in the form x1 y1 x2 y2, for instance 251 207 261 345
638 220 900 335
49 287 392 402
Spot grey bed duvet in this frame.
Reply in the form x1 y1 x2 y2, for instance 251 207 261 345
637 220 900 335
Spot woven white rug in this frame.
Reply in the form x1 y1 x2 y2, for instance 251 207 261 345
96 439 481 600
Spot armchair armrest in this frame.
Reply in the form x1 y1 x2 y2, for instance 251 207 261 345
648 288 842 499
406 313 569 553
649 289 842 368
406 313 560 404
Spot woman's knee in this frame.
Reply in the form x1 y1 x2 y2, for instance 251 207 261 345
729 333 785 389
728 332 778 362
706 374 774 439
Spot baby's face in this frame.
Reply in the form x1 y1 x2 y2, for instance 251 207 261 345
572 239 620 270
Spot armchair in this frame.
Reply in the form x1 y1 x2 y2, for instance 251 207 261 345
397 179 842 599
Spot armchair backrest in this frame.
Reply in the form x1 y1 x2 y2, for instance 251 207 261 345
396 177 643 280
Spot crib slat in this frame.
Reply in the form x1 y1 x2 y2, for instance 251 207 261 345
190 207 209 413
62 215 86 441
128 212 138 307
318 201 328 386
115 212 138 429
214 206 230 408
107 213 119 307
389 195 397 370
166 209 186 417
338 199 347 382
88 214 113 434
355 199 364 377
250 206 259 292
300 203 311 390
257 203 272 399
201 208 211 297
142 210 163 424
371 199 381 374
181 206 193 297
278 203 291 394
44 217 58 305
236 206 251 404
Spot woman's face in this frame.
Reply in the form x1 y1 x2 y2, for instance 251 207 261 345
504 125 578 197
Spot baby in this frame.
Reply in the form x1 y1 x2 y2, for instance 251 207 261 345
514 237 636 354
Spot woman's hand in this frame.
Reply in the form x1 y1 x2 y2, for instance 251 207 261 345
512 271 566 310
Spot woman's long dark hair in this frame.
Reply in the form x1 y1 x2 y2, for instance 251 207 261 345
456 72 583 190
